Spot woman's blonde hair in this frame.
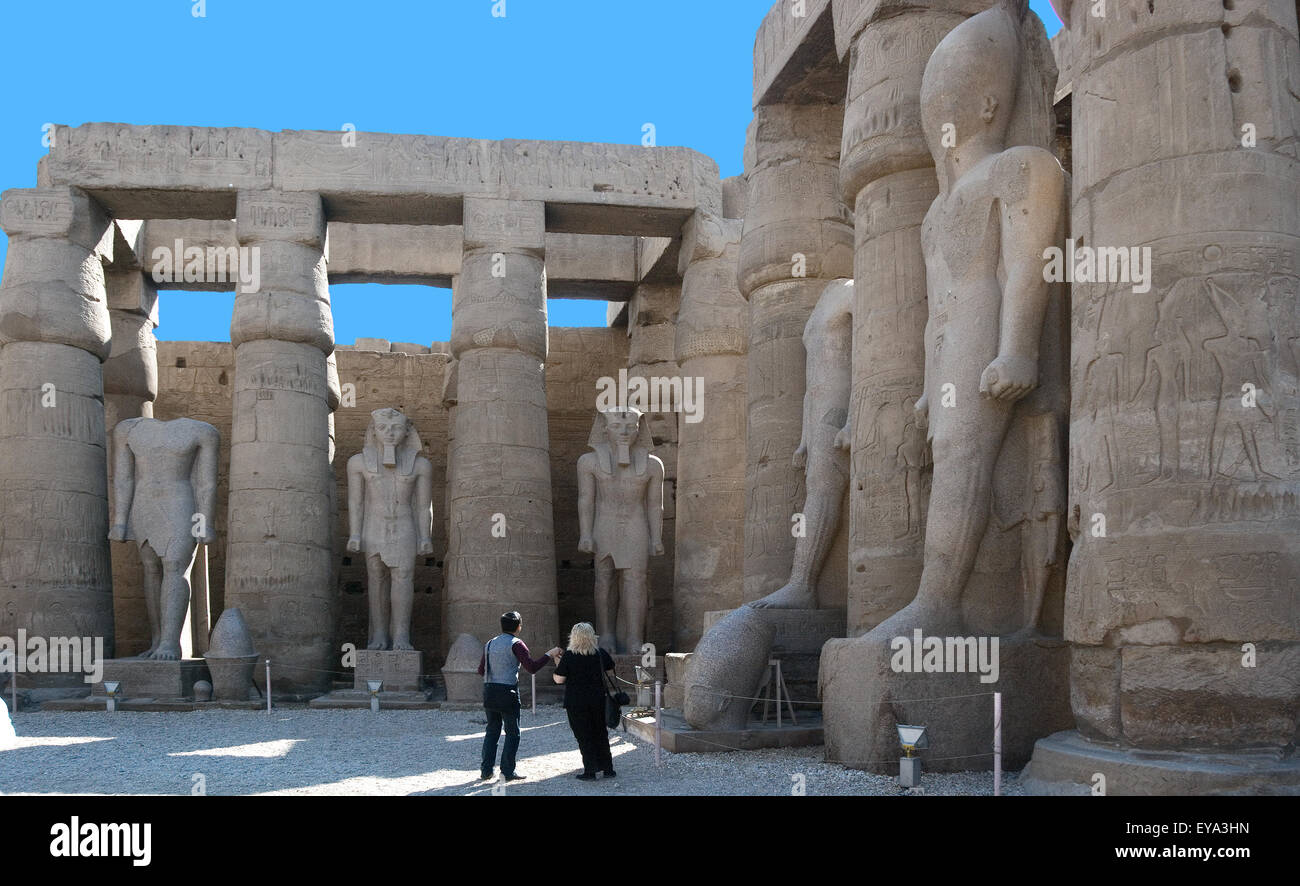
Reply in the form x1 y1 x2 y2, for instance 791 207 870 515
567 622 598 655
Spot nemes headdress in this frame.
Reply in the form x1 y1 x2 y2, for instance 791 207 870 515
363 407 423 476
587 407 654 474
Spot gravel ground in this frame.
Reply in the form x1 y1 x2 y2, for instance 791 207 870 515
0 707 1023 796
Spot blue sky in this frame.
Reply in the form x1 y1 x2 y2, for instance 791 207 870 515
0 0 1059 345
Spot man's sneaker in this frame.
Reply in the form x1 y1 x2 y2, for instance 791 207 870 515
503 772 526 781
480 771 493 780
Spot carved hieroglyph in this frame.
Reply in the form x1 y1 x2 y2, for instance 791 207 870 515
346 408 434 651
753 277 853 610
1048 0 1300 754
577 408 666 654
108 417 220 661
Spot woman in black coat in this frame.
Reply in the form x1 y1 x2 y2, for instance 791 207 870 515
552 622 617 780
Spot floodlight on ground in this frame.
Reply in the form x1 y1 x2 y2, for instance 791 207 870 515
368 680 383 713
897 723 928 789
103 681 121 713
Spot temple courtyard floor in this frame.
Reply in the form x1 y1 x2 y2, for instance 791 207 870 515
0 707 1016 796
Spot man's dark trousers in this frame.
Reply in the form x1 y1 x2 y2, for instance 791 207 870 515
481 682 521 776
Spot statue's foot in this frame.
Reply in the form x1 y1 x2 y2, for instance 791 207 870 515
138 647 157 659
391 640 414 652
367 638 389 651
148 644 181 662
749 582 815 610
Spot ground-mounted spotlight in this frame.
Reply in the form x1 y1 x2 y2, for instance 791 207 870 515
897 724 928 788
103 681 122 713
367 680 383 713
634 665 654 708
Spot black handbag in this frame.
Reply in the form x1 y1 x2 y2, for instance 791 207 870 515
600 653 630 729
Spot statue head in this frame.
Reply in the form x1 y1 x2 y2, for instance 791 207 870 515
363 408 423 475
921 0 1024 170
588 407 654 472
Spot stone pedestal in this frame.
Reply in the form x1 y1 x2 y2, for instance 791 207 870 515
93 658 209 701
819 632 1071 774
663 651 692 709
354 649 422 693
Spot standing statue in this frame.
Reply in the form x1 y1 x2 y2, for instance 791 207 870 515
577 408 665 654
752 277 853 609
871 0 1067 638
346 408 434 651
108 417 220 661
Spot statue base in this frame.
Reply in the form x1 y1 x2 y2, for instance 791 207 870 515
1021 731 1300 795
91 658 210 701
820 631 1071 773
622 707 824 753
663 652 692 709
354 650 422 693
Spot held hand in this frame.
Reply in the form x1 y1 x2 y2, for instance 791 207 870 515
792 443 808 470
653 541 665 556
834 425 852 452
418 538 434 556
980 355 1038 402
108 524 127 543
914 393 930 428
578 536 594 554
346 535 362 553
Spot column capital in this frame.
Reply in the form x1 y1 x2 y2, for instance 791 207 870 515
0 186 111 252
236 189 325 249
462 196 545 255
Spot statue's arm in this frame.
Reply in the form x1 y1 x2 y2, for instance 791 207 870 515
985 148 1066 401
414 457 434 555
647 456 665 556
192 425 220 543
346 455 364 552
109 420 140 540
576 454 595 553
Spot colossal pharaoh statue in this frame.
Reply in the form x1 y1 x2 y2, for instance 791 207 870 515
577 408 665 654
108 417 220 661
346 408 434 651
821 0 1070 767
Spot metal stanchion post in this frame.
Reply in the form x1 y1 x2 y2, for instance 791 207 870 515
265 660 272 714
532 672 536 716
775 660 782 728
654 680 662 767
993 691 1002 797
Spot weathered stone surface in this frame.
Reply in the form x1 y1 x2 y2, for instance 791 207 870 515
354 649 423 693
683 605 776 730
93 658 209 701
673 214 748 650
442 632 482 704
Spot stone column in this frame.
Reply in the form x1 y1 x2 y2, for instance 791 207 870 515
103 270 159 656
445 198 557 650
0 187 114 689
224 190 336 697
1024 0 1300 793
738 101 854 605
837 1 986 636
627 280 680 650
673 211 748 651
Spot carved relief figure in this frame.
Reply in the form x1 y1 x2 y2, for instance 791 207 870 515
577 408 665 653
346 408 434 651
108 418 220 660
872 0 1067 637
753 278 853 609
